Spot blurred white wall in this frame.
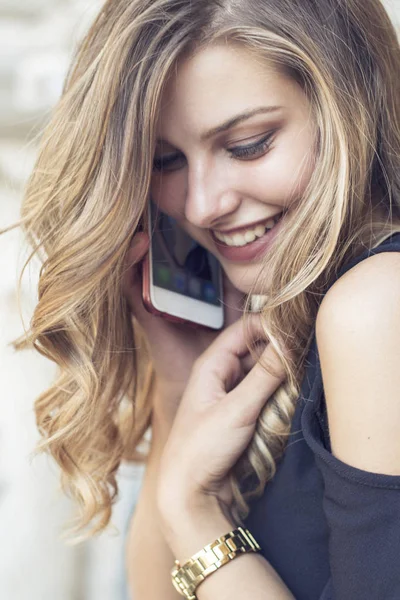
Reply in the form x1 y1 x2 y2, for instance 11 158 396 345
0 2 145 600
0 1 399 599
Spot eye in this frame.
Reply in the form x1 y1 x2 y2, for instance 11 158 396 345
152 130 276 172
228 131 276 160
152 152 185 172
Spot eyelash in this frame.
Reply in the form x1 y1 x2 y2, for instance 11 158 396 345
229 132 275 160
152 131 276 172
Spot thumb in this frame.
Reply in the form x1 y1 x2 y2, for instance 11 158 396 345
122 232 149 302
125 232 149 272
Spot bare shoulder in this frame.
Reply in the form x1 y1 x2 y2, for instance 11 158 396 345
316 250 400 327
315 250 400 475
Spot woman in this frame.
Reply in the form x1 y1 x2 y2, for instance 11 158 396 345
4 0 400 598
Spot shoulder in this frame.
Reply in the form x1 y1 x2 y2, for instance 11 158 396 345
316 250 400 327
315 250 400 475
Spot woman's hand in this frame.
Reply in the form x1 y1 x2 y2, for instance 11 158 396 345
156 314 290 522
122 231 247 424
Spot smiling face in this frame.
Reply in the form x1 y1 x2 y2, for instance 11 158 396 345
150 43 318 293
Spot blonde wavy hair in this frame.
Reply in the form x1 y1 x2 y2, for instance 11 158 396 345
2 0 400 540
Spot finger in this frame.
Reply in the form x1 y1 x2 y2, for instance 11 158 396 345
121 233 171 337
122 233 184 335
122 233 149 301
231 340 286 414
196 313 287 401
241 339 267 375
201 312 268 363
123 233 149 278
222 357 286 430
222 274 246 328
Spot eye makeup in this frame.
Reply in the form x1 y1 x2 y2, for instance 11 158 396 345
152 129 277 172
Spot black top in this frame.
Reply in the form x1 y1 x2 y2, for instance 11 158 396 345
242 232 400 600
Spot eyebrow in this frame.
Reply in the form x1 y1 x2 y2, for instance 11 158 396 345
157 105 284 145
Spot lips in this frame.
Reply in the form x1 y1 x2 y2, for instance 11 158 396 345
212 211 284 237
211 212 285 248
210 210 286 262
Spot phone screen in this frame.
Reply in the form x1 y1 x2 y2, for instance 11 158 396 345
150 201 222 307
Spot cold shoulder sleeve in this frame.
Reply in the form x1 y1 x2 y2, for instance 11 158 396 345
301 366 400 600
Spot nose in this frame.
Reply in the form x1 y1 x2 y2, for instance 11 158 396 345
184 161 241 229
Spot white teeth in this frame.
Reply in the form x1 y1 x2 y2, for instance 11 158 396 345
244 231 256 243
232 234 246 246
214 213 283 247
254 224 266 237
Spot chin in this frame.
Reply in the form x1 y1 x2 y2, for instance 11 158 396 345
223 265 269 296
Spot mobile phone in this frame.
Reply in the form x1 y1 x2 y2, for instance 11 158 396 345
142 200 224 330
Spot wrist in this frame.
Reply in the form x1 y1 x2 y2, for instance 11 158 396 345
152 383 182 435
158 493 235 564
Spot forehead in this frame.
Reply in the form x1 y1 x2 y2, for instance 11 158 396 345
157 43 301 137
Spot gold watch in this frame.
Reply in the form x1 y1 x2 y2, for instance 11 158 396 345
170 526 261 599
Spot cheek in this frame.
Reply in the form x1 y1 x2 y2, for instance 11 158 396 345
150 174 186 216
150 174 206 247
261 136 316 203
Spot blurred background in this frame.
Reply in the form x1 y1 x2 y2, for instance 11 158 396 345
0 1 399 599
0 2 146 600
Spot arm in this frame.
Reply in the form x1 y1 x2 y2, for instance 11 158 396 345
160 495 295 600
154 251 400 600
315 251 400 476
300 251 400 599
122 232 246 598
152 315 296 600
125 412 182 600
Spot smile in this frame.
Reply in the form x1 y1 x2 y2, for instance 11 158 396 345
210 211 286 263
212 213 284 248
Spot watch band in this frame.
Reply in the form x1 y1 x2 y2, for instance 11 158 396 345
170 526 261 599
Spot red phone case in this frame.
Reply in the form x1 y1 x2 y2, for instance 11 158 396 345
141 254 221 330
